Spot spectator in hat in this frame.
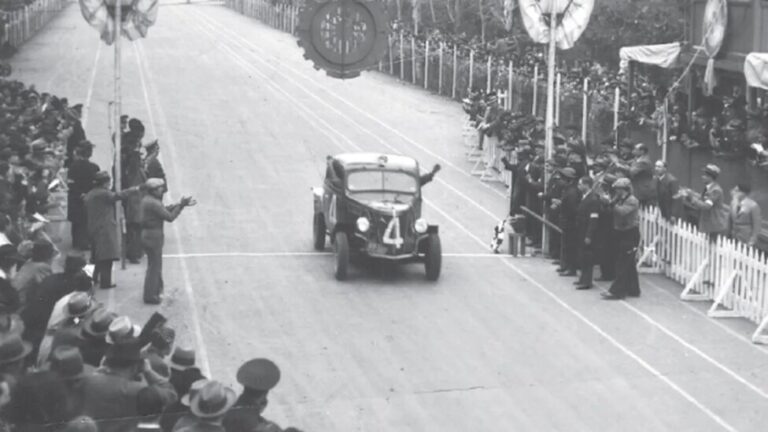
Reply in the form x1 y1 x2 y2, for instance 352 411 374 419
501 150 530 216
600 178 641 300
524 154 544 248
596 174 617 282
48 345 95 417
5 366 70 430
540 158 565 261
67 141 100 250
555 167 580 276
477 93 501 151
683 164 730 241
168 347 206 399
654 160 680 221
574 176 602 290
566 142 588 179
12 239 55 307
82 342 177 432
121 119 148 264
36 291 95 365
83 171 142 289
617 139 633 162
626 143 656 207
224 358 282 432
729 184 762 247
174 380 235 432
46 272 93 336
162 378 208 432
0 335 32 381
144 140 166 188
106 315 142 346
21 254 88 355
78 308 117 367
144 325 175 361
139 178 195 305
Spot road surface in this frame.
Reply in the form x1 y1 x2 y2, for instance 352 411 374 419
9 2 768 430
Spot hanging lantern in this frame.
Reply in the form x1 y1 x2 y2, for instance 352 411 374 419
701 0 727 96
80 0 159 44
517 0 594 50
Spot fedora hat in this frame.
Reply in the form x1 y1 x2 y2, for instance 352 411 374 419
106 316 141 344
170 347 196 371
66 292 92 319
81 308 117 338
145 178 165 190
190 381 237 418
181 378 209 406
703 163 721 178
236 358 281 392
0 335 32 365
49 345 94 380
93 171 110 184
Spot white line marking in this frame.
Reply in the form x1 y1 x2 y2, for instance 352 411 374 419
134 40 212 378
182 12 738 428
81 40 102 129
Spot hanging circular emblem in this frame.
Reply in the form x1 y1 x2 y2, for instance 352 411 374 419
702 0 727 58
296 0 390 79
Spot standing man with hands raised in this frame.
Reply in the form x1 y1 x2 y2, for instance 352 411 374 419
139 178 196 305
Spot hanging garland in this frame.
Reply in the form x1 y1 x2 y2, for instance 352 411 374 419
517 0 595 50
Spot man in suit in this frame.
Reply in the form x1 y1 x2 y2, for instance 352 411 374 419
654 160 680 221
83 171 141 289
67 142 100 250
540 157 566 261
574 176 602 290
525 154 544 248
683 164 730 241
556 168 581 276
627 143 656 206
730 183 762 246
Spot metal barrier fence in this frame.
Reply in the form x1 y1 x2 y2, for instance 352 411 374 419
637 207 768 343
1 0 69 49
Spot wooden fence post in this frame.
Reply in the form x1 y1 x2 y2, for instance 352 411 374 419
581 77 589 145
532 63 539 115
486 56 492 93
469 50 474 93
452 45 457 99
424 39 430 89
613 86 620 147
555 72 561 126
388 34 393 75
399 31 405 80
507 61 513 110
438 42 443 95
411 36 416 85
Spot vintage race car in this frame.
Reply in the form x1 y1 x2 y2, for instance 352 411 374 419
312 153 441 281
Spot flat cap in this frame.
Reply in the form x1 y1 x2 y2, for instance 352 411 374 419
145 178 165 190
613 178 632 190
559 167 577 179
703 163 720 178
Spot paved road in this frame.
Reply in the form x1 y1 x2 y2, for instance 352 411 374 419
10 2 768 431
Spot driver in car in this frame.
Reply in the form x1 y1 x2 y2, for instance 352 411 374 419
419 164 441 186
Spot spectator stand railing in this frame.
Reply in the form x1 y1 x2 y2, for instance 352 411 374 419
637 207 768 344
1 0 68 50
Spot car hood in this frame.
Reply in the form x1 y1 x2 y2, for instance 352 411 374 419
361 200 412 214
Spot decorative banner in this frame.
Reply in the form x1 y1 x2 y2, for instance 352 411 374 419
744 52 768 90
701 0 727 95
517 0 594 50
79 0 159 45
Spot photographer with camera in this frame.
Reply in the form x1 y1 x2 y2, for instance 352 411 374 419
139 178 196 305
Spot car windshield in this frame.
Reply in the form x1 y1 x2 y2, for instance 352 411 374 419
346 170 418 204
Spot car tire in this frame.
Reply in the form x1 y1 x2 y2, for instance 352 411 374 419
334 231 349 281
313 213 326 251
425 233 441 281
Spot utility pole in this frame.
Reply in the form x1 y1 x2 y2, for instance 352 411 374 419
541 7 557 256
113 1 125 270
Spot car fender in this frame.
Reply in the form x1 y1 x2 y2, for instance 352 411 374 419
427 225 439 234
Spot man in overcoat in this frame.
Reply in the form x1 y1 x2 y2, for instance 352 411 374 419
556 167 581 276
654 160 680 221
67 142 99 250
83 171 141 289
729 183 762 246
683 164 729 241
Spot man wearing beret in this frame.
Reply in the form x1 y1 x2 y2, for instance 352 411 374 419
224 358 283 432
139 178 194 305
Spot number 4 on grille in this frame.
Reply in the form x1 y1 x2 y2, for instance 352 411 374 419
382 211 403 248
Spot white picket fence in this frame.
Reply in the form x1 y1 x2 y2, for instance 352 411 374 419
1 0 68 48
225 0 298 35
637 207 768 342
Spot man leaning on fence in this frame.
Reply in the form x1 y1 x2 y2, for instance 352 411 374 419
729 184 762 247
477 93 501 151
682 164 729 242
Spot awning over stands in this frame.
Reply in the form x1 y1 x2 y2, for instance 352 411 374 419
619 42 682 72
745 53 768 90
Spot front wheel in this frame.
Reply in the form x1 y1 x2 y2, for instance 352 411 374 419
424 233 441 281
334 231 349 281
313 213 326 251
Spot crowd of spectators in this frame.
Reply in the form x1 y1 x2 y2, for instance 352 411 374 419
0 76 305 431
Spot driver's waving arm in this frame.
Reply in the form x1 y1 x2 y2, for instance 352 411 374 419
420 164 441 186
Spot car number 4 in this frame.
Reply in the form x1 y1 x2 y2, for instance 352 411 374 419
382 211 403 248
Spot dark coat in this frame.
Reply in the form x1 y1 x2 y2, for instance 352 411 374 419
6 371 72 430
525 162 544 212
67 159 100 223
655 173 680 220
145 155 166 183
79 332 110 367
169 368 206 399
223 401 283 432
122 151 146 224
559 184 581 229
576 192 601 242
84 187 129 261
629 155 656 204
20 272 75 348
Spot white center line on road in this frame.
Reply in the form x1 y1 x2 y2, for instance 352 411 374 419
133 40 212 379
185 6 768 412
181 10 738 429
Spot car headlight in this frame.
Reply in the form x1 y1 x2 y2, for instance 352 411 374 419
414 218 428 234
356 217 370 233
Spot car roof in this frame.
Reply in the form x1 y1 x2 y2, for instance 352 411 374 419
332 153 419 174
